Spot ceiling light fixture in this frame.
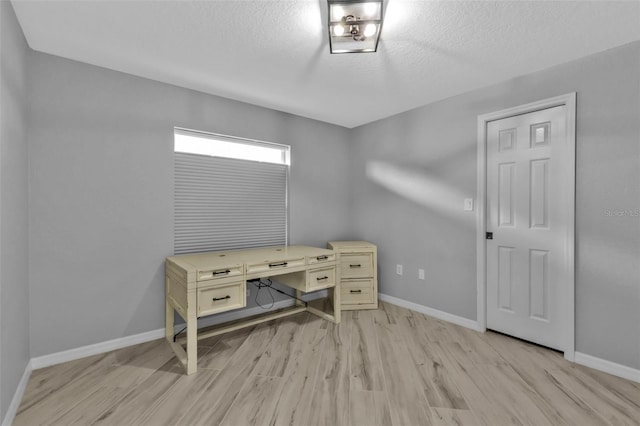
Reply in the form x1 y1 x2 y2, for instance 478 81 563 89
328 0 383 54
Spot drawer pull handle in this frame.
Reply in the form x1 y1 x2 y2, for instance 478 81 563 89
350 289 363 294
212 295 231 302
317 255 328 261
317 276 329 281
350 264 361 268
212 270 231 276
269 262 288 268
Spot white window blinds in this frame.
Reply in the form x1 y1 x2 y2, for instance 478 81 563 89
174 129 289 255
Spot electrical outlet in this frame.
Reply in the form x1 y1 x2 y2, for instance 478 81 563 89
418 269 425 280
396 264 403 275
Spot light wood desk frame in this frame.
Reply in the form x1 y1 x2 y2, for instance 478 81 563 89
165 245 340 375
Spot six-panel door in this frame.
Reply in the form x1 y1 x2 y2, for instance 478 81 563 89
486 105 569 351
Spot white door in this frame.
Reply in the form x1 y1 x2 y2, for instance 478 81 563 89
486 105 570 350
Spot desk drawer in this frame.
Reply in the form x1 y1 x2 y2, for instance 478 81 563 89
197 281 245 317
308 253 336 265
340 253 374 278
246 257 305 275
197 264 244 282
307 267 336 292
341 279 375 304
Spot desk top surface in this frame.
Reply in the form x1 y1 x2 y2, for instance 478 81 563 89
167 245 335 270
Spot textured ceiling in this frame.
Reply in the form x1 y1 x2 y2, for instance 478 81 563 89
11 0 640 128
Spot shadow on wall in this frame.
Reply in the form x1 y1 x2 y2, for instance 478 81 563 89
366 160 474 228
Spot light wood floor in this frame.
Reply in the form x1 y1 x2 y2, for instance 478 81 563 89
15 301 640 426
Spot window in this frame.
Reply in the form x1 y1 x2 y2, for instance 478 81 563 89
175 129 289 165
174 128 290 255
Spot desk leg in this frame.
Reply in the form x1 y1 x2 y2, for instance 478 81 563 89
186 290 198 375
295 290 304 307
332 285 341 324
165 275 190 373
165 277 174 342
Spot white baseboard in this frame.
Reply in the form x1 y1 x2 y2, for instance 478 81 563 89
378 293 480 331
31 328 165 370
31 299 297 371
1 360 32 426
574 352 640 383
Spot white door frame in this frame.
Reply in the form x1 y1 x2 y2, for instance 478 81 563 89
476 93 576 361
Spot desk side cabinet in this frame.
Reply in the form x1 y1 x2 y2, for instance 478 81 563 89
328 241 378 310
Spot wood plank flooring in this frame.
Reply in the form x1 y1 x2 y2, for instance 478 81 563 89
15 302 640 426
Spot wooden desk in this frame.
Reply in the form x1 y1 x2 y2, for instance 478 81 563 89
165 245 340 375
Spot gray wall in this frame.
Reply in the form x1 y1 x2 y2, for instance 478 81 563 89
27 52 352 358
12 16 640 378
350 41 640 369
0 0 30 420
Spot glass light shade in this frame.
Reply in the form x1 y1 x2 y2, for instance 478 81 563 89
331 5 345 21
363 23 376 37
363 2 379 16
